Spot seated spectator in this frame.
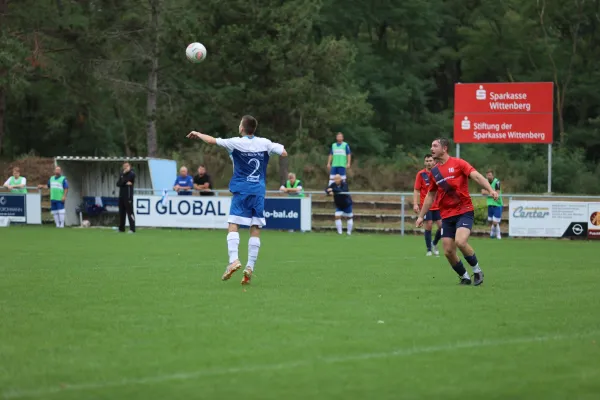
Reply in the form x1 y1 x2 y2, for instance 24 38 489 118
3 167 27 193
280 172 304 197
193 165 214 196
173 166 193 196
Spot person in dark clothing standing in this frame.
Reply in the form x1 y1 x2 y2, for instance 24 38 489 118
326 174 354 236
117 162 136 233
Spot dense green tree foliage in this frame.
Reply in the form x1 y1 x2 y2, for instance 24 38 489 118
0 0 598 192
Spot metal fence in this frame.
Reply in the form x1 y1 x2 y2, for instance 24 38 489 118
5 186 600 235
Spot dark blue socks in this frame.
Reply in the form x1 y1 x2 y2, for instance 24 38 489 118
465 253 478 267
452 260 467 276
433 229 441 245
424 230 432 251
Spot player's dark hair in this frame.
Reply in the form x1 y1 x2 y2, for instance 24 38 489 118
241 115 258 135
13 166 20 172
487 169 494 174
434 137 451 152
424 154 433 159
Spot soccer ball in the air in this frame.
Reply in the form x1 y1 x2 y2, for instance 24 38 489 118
186 42 207 63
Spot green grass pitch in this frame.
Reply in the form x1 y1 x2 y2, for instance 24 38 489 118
1 227 600 399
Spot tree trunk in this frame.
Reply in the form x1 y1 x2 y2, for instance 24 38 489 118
115 105 132 156
146 0 160 157
279 156 288 187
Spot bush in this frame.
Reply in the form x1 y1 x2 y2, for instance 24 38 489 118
472 198 488 226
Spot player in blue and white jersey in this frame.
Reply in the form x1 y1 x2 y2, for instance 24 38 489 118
187 115 288 285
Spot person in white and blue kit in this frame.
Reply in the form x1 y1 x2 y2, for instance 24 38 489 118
187 115 288 285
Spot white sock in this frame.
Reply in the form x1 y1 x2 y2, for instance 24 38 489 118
335 219 342 234
52 211 60 227
490 225 495 236
462 272 471 280
496 225 502 238
472 264 482 274
347 219 353 234
227 232 240 263
247 237 261 270
58 210 66 228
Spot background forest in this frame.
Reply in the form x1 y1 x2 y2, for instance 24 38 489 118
1 0 599 192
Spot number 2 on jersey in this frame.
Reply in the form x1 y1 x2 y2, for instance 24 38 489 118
247 158 260 183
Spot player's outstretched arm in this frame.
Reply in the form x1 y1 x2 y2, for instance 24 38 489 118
469 171 498 200
187 131 217 145
265 140 288 157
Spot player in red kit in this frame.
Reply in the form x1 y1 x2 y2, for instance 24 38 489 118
416 138 498 286
413 154 442 256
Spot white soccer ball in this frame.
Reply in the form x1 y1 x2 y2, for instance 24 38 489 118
82 220 91 228
186 42 207 63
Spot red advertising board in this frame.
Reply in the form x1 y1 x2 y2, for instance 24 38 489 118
454 113 553 144
454 82 554 144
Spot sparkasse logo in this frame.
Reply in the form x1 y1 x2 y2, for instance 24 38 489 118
264 209 298 219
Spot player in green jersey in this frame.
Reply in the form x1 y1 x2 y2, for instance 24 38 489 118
326 132 351 185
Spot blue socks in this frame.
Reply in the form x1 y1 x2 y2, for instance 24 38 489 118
452 260 468 278
433 229 441 245
464 253 478 267
424 230 432 251
464 253 482 274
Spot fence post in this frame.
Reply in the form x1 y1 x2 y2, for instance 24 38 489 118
401 195 405 236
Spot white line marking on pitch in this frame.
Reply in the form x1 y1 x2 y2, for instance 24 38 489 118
3 331 598 399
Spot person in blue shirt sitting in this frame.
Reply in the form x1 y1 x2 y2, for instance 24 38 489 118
326 174 354 236
173 166 194 196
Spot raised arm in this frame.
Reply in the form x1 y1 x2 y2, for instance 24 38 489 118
267 141 287 157
187 131 217 145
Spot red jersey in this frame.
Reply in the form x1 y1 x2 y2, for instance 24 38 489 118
427 157 476 219
414 169 439 211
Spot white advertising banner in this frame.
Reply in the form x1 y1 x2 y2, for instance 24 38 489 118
26 193 42 224
587 203 600 240
509 201 588 238
135 195 231 229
